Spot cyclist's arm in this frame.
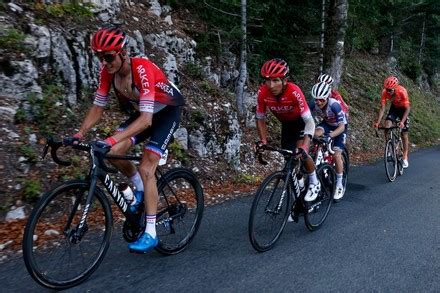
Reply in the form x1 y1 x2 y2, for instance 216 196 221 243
329 102 346 137
401 105 410 124
111 112 153 143
77 105 104 136
329 123 345 138
256 119 269 144
375 104 386 127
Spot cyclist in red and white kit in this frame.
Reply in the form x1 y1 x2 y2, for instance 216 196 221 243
72 27 185 253
318 73 349 117
256 59 321 201
374 76 410 168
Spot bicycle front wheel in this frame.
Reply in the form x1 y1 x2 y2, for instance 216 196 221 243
384 140 397 182
396 139 404 176
23 180 112 290
304 164 335 231
248 171 291 252
155 168 204 255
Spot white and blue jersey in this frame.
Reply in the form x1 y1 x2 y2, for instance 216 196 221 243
310 98 347 127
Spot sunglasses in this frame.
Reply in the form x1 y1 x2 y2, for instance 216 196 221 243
386 88 394 93
314 98 326 103
97 52 118 63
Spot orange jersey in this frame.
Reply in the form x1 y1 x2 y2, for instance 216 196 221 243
380 85 410 108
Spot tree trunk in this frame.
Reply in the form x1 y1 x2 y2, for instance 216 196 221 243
319 0 326 75
235 0 247 116
418 13 426 65
324 0 348 87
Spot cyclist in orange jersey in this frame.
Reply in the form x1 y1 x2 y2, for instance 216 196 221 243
373 76 411 168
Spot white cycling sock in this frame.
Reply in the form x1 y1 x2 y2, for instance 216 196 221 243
336 173 343 188
145 214 156 238
308 171 318 185
130 172 144 191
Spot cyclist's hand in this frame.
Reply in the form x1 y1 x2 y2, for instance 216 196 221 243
64 134 82 145
295 146 307 160
373 122 379 129
322 134 332 144
398 121 405 129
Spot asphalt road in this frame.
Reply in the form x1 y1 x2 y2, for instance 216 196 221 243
1 145 439 292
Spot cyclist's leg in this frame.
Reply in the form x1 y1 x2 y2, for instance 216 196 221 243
107 112 150 178
400 114 410 162
385 106 398 140
129 106 180 253
314 124 325 137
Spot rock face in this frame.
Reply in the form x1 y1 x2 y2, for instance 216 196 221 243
0 1 244 169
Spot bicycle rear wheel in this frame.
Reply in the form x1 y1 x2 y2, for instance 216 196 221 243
155 168 204 255
384 140 397 182
304 164 335 231
22 180 112 290
248 171 291 252
396 139 404 176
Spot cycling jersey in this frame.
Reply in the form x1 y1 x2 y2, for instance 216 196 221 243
331 89 349 113
380 85 410 109
94 57 185 113
310 98 347 127
256 82 312 122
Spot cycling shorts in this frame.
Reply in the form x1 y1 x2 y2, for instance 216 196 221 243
116 105 181 157
281 119 306 151
386 105 410 132
316 121 347 151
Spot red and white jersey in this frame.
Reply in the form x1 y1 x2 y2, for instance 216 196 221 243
94 57 184 113
380 85 410 109
256 82 312 122
331 89 349 113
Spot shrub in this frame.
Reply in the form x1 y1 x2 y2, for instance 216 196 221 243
21 178 42 202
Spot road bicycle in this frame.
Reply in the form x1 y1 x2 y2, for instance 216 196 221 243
310 136 349 194
376 125 404 182
248 144 336 252
22 138 204 290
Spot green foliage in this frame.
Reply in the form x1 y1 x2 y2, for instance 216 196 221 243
0 28 27 52
19 145 38 163
19 85 79 137
398 39 423 80
21 178 42 202
185 62 203 78
168 141 188 163
45 3 93 21
233 173 260 184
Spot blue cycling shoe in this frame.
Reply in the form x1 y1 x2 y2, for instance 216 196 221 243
128 233 158 254
130 190 144 214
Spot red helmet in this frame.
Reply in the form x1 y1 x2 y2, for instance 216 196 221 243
91 27 127 53
384 76 399 89
261 59 289 78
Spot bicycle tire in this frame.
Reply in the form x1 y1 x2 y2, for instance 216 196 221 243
384 139 397 182
23 180 112 290
396 139 404 176
248 171 291 252
154 168 204 255
304 164 335 231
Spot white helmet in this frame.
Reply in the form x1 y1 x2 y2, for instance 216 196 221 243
318 74 334 85
311 82 331 100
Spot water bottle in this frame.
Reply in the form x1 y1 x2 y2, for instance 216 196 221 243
158 149 168 166
118 183 135 204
